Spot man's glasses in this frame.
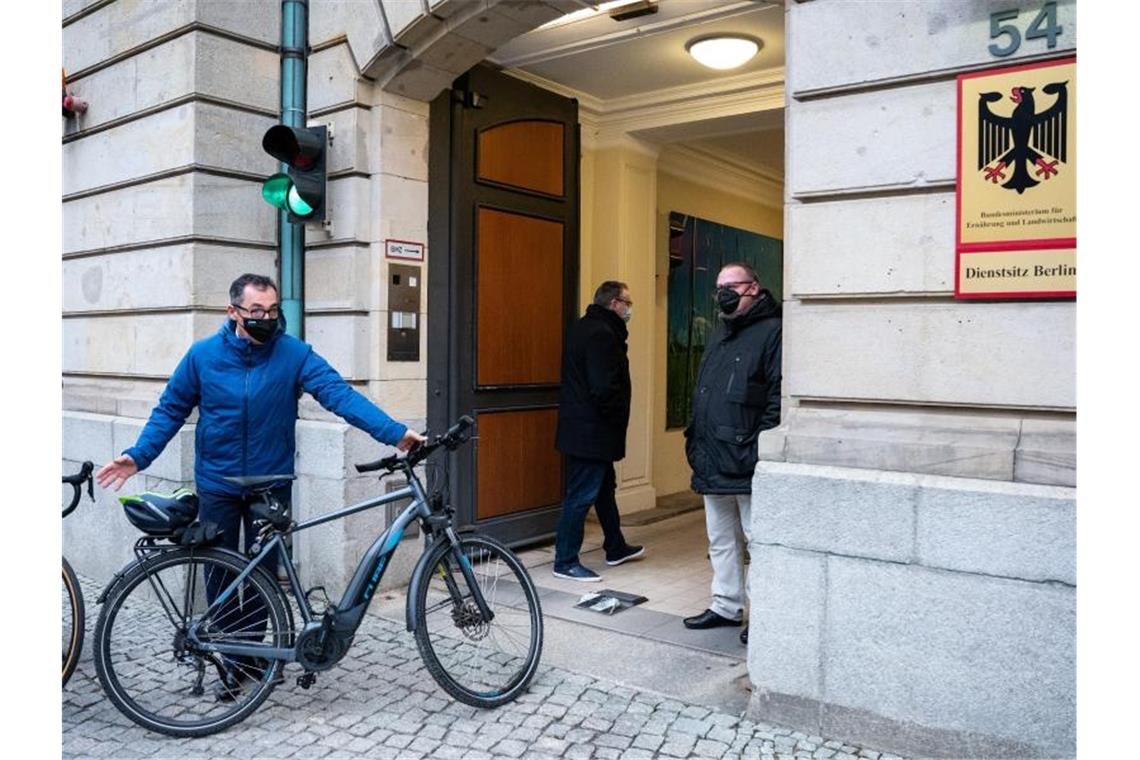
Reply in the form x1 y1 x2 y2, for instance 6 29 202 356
714 280 756 295
234 304 280 320
615 297 633 307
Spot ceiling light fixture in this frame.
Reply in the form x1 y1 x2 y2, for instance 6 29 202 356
686 35 762 70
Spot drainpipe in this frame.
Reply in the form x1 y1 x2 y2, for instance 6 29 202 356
278 0 308 339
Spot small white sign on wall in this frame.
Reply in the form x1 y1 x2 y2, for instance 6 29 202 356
386 239 424 261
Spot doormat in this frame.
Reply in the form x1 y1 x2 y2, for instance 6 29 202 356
575 589 648 616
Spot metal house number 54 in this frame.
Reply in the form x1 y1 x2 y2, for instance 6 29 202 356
989 2 1063 57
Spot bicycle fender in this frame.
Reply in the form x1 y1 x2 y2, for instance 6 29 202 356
95 545 253 604
96 559 141 604
405 528 478 633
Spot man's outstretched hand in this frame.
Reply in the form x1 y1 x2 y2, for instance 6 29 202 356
396 429 427 452
97 454 139 492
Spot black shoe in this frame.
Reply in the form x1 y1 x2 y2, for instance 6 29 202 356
605 544 645 566
740 625 749 645
683 609 742 629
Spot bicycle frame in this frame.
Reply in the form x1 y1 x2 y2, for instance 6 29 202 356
183 466 491 664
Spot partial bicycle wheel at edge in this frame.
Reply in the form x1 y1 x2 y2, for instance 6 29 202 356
93 547 292 737
413 533 543 707
62 557 84 686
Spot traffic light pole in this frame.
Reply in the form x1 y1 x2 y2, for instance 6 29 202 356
276 0 309 577
278 0 308 340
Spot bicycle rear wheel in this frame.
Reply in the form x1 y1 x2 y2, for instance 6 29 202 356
62 557 84 686
412 533 543 707
93 547 291 737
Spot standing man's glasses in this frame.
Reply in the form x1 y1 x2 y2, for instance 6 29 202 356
714 281 756 295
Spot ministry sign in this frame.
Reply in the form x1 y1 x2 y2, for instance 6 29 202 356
956 57 1076 299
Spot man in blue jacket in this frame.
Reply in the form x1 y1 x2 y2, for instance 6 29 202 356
97 273 424 695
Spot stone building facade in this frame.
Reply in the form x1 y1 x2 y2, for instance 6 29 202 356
748 3 1075 756
62 1 1076 756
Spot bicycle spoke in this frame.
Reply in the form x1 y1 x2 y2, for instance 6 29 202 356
95 549 289 737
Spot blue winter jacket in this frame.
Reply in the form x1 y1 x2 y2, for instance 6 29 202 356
124 319 408 496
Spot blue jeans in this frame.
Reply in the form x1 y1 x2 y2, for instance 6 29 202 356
553 457 628 572
198 485 290 670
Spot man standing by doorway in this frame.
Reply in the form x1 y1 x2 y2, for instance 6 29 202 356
683 262 782 644
552 281 645 581
97 273 425 696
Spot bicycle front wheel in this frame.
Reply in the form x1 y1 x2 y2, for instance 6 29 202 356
413 533 543 707
62 557 84 686
93 547 291 737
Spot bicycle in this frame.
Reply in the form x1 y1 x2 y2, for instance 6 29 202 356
92 415 544 737
62 460 95 686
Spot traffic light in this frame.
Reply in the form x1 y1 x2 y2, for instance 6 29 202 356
261 124 327 224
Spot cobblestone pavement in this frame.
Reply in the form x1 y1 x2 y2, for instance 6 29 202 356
64 575 907 760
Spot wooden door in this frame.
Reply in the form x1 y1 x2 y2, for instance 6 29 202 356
428 64 579 545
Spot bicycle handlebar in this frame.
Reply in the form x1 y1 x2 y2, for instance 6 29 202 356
354 415 475 475
62 461 95 518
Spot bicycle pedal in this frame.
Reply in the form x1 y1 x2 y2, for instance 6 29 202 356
297 672 317 690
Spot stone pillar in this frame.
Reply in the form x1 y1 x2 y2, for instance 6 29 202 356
291 22 433 595
745 2 1077 756
62 0 280 580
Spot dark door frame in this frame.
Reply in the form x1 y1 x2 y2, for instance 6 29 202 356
427 65 580 546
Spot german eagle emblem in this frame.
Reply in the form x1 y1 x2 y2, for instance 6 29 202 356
977 80 1069 194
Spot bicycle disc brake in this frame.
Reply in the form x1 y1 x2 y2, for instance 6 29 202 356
451 600 490 641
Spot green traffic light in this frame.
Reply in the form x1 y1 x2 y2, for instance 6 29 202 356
262 173 315 218
262 173 292 210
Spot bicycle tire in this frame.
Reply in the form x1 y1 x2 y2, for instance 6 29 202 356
93 547 291 737
62 557 84 686
412 533 543 707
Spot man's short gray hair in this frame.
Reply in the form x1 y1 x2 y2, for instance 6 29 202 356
229 273 278 305
719 261 761 287
593 280 628 306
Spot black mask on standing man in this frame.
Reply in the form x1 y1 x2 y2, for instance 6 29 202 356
716 286 743 316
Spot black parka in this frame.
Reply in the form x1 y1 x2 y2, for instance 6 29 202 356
555 304 632 462
685 291 782 494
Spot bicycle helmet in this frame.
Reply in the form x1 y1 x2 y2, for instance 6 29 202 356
119 488 199 536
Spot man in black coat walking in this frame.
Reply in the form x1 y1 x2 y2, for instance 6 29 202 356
682 262 782 644
552 281 645 581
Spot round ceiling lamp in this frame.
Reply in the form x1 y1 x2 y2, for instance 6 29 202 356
686 35 762 70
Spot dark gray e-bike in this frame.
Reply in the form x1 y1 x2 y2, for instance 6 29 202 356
92 416 543 737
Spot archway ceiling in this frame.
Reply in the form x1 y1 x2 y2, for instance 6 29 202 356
361 1 784 180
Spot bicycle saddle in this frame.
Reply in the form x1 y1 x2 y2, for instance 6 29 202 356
223 474 297 489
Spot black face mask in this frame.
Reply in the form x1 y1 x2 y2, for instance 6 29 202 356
716 287 742 315
241 313 283 343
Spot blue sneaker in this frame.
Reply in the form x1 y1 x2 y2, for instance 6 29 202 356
552 563 601 582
